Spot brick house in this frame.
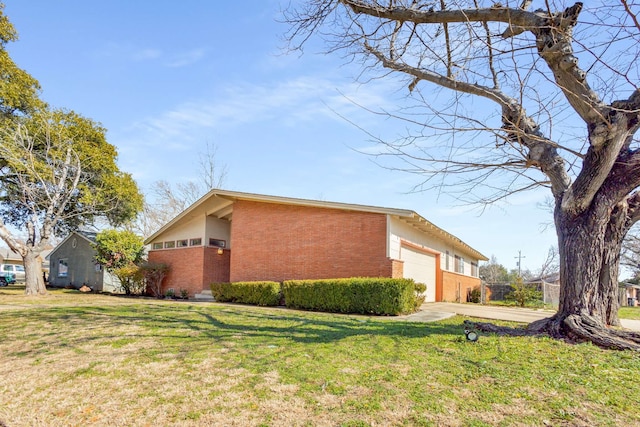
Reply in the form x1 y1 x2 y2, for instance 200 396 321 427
145 189 487 300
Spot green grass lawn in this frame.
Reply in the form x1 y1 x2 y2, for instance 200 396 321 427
1 287 639 426
619 306 640 320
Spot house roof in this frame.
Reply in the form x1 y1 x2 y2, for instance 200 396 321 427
48 231 98 259
144 188 488 261
0 247 53 263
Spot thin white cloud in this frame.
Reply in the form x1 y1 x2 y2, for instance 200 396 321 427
125 75 396 149
94 42 163 62
165 48 207 68
95 43 207 67
131 48 162 61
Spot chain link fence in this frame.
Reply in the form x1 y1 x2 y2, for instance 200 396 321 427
479 281 560 307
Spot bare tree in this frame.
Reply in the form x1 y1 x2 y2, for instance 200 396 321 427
286 1 640 349
134 142 228 238
479 255 510 283
536 246 560 279
622 226 640 279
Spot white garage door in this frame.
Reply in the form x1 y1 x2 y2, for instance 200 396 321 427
401 245 436 302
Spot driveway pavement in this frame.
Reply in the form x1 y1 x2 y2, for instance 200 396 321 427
401 302 640 331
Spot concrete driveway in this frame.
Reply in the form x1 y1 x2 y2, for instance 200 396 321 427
402 302 640 331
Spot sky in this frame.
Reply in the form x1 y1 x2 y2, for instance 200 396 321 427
2 1 561 274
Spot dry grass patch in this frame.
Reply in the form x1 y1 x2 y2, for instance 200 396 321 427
1 288 639 426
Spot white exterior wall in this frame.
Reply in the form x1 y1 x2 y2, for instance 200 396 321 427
388 216 477 277
205 216 232 248
150 214 206 247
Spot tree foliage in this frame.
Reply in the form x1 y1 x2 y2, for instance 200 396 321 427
93 229 145 271
0 6 143 295
0 3 42 120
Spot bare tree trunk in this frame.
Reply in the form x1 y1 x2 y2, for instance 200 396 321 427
23 250 46 296
528 203 640 350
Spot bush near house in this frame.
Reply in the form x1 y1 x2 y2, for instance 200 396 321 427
210 281 281 306
139 261 170 299
282 277 422 315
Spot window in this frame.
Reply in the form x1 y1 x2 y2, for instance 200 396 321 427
190 238 202 246
455 255 465 274
177 239 188 248
209 238 226 248
58 259 68 277
152 242 163 250
1 265 10 272
445 251 450 271
164 241 175 249
471 262 478 277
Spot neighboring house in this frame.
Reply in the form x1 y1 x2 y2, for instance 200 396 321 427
145 189 488 300
622 282 640 307
0 247 52 281
48 231 120 292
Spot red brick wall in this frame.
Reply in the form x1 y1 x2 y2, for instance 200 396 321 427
204 247 230 285
148 246 226 297
229 200 393 282
391 259 404 279
442 271 481 302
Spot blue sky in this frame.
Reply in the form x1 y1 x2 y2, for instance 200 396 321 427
3 1 559 273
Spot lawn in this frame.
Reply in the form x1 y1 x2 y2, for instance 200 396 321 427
619 306 640 320
1 287 639 426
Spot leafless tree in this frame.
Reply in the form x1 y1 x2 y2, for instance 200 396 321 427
134 142 228 238
479 255 510 283
286 1 640 349
535 246 559 279
622 227 640 279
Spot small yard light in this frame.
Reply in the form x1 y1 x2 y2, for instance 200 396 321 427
464 329 479 342
217 248 224 255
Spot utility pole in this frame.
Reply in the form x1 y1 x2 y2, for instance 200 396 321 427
515 250 526 276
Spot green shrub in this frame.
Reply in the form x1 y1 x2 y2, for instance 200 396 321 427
413 282 427 310
282 277 421 315
505 277 543 307
113 263 145 295
210 281 281 306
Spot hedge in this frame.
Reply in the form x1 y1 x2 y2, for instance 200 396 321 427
282 277 424 315
210 281 281 306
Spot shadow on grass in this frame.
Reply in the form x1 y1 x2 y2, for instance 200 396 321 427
1 300 466 354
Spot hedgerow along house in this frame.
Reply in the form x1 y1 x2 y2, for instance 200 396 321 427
145 189 487 301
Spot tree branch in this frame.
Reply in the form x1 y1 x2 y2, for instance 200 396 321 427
340 0 543 28
365 43 571 199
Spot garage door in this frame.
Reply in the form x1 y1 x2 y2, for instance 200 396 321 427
400 245 436 302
